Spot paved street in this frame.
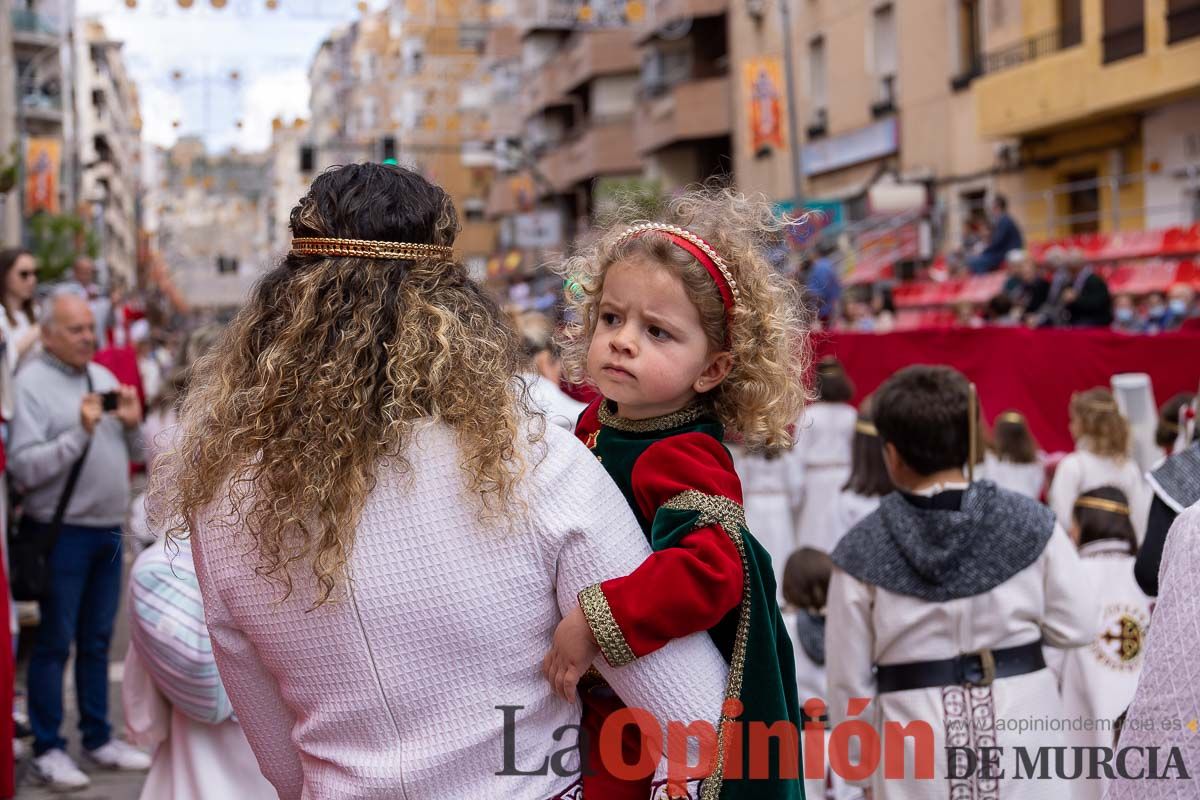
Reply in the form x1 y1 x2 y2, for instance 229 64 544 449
14 544 147 800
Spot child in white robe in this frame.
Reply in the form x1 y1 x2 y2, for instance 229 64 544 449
730 439 805 593
830 397 894 550
1049 486 1151 800
781 549 863 800
1049 388 1151 543
982 410 1045 499
795 358 857 553
827 365 1100 800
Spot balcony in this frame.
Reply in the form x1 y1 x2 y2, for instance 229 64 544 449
633 75 731 155
558 30 640 94
19 92 64 125
537 119 641 193
513 0 576 35
11 9 59 52
520 61 572 119
637 0 729 43
974 23 1200 138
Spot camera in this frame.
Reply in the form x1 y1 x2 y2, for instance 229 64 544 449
100 391 121 412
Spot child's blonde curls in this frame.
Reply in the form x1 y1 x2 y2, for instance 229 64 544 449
558 185 812 449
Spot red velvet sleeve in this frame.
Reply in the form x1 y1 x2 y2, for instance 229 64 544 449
574 397 603 449
584 433 745 663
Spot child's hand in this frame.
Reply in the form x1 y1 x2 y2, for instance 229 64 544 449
542 605 600 702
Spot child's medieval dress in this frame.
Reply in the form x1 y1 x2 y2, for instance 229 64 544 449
574 399 803 800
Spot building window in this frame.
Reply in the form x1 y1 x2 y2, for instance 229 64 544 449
360 96 377 132
1059 0 1083 48
872 4 897 115
1168 0 1200 44
951 0 982 88
1102 0 1144 64
873 4 897 78
808 35 827 136
1065 170 1100 234
403 37 425 75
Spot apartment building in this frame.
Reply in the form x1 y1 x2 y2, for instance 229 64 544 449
74 19 141 282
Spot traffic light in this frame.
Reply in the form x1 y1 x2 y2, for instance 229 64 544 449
380 136 397 163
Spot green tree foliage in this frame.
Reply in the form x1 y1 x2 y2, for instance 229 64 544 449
28 212 99 283
0 145 19 195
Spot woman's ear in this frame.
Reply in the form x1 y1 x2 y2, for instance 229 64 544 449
693 351 733 394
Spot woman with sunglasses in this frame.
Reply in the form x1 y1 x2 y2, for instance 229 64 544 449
0 249 41 379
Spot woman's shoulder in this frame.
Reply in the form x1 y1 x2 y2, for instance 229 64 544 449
520 418 610 493
1167 504 1200 551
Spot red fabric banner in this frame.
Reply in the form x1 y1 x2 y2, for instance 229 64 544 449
812 328 1200 454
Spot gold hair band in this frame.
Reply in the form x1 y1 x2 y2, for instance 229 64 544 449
997 411 1025 424
290 237 454 261
1074 497 1131 516
855 420 878 437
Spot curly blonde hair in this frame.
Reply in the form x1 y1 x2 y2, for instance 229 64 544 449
150 164 536 606
558 186 810 449
1070 388 1130 459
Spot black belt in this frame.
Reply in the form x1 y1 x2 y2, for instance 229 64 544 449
874 640 1045 694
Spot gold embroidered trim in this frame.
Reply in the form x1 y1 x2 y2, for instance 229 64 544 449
290 236 453 261
660 490 750 800
597 400 708 433
615 223 741 306
578 583 636 667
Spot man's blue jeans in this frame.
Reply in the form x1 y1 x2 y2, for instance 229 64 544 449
27 522 122 756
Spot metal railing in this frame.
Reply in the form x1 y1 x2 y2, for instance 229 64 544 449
19 91 63 112
955 169 1200 242
976 26 1081 76
10 8 58 37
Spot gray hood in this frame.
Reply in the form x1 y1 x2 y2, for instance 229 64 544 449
832 480 1056 601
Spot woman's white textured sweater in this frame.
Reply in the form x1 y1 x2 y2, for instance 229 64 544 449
191 421 729 800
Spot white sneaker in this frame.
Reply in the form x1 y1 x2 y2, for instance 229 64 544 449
32 748 90 792
85 738 152 771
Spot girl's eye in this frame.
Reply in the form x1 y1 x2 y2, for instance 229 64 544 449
648 326 671 341
600 312 619 326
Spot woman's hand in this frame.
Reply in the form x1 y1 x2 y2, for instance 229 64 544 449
542 605 600 702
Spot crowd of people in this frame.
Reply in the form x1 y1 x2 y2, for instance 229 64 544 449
0 164 1197 800
732 357 1200 798
779 194 1200 334
0 249 222 795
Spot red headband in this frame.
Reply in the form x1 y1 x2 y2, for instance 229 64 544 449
615 223 739 338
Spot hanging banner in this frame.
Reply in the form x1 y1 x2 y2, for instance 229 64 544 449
24 137 61 216
743 56 787 154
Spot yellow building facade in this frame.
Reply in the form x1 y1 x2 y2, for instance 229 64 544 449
974 0 1200 239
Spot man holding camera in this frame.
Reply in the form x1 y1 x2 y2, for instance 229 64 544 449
9 292 150 790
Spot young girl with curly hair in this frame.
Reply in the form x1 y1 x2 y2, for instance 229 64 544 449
1048 388 1151 543
542 188 809 800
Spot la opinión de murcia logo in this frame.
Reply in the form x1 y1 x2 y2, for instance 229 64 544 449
497 699 1192 788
